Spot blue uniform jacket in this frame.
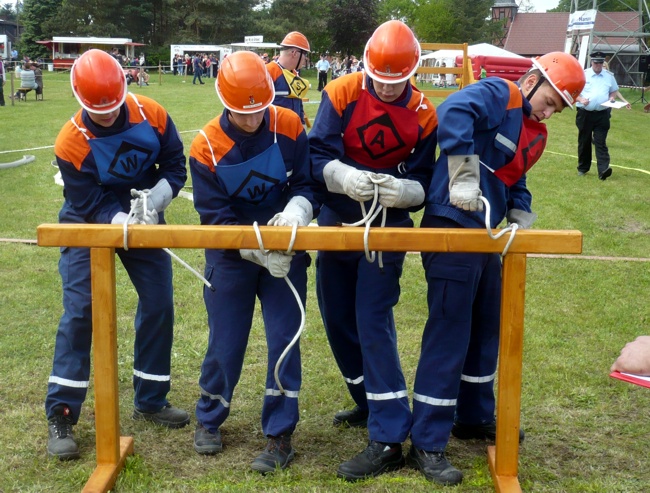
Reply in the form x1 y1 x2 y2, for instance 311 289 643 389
309 71 437 226
189 105 318 227
425 78 535 229
54 94 187 224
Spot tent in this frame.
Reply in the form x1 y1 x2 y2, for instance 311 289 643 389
420 43 527 84
420 43 524 62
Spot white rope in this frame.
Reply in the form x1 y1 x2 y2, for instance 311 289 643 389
478 196 519 257
341 174 390 268
125 190 213 290
251 221 305 395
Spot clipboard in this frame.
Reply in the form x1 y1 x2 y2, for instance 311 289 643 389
610 370 650 389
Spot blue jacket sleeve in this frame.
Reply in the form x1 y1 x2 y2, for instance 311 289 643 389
155 115 188 197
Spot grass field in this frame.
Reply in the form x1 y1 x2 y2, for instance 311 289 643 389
1 68 649 492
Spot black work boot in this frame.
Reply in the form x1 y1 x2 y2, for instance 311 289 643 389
407 445 463 486
194 424 223 455
337 440 404 481
47 405 80 460
251 435 295 474
132 404 190 429
451 420 525 443
332 405 369 428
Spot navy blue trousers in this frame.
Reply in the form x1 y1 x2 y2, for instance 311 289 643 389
45 246 174 422
411 215 501 451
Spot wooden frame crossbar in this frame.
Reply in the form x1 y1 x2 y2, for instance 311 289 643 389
36 224 582 493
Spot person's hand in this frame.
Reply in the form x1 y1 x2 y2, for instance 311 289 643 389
268 196 313 227
506 209 537 229
448 155 483 212
611 336 650 376
239 249 293 278
323 159 375 202
374 174 425 209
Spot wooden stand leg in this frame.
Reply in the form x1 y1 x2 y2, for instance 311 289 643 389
82 248 134 493
487 253 526 493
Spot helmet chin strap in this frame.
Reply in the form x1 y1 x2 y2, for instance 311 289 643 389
525 76 546 103
294 50 304 72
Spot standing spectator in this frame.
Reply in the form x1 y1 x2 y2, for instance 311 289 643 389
414 52 585 485
192 54 204 85
110 47 123 65
0 55 5 106
309 20 437 481
316 53 330 91
45 49 189 461
480 65 487 79
33 61 43 98
189 51 318 473
266 32 311 124
575 51 630 180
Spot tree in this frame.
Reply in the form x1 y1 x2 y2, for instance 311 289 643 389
18 0 61 60
413 0 500 44
327 0 378 57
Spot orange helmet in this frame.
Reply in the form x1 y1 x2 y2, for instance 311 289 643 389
71 49 127 114
363 20 421 84
216 51 275 114
531 52 586 109
280 31 310 52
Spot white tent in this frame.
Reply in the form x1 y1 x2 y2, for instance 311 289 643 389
419 43 524 84
420 43 524 61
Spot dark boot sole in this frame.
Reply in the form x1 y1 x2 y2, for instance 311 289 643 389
336 456 405 482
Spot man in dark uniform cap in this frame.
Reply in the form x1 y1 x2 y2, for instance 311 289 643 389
574 50 630 180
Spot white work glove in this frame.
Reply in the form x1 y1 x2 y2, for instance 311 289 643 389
375 174 425 209
506 209 537 229
268 195 313 227
111 211 140 225
130 178 173 218
323 159 375 202
448 155 483 212
240 249 293 278
128 195 159 225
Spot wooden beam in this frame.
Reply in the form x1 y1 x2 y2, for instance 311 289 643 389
37 224 582 255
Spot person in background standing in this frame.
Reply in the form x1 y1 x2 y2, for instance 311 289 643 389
193 54 204 85
266 31 311 125
0 55 5 106
575 51 630 180
316 53 330 91
45 49 189 461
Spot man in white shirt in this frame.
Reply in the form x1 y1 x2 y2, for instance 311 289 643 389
316 53 330 91
575 51 630 180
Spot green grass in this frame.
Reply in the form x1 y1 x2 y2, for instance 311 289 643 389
1 69 650 492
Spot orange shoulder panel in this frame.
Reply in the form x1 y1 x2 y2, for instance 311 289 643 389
54 111 92 171
266 61 283 82
189 117 236 172
409 87 438 139
324 72 363 117
126 94 169 135
504 80 523 111
270 105 304 141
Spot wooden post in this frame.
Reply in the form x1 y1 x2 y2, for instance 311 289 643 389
36 224 582 493
82 248 134 493
487 252 527 493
